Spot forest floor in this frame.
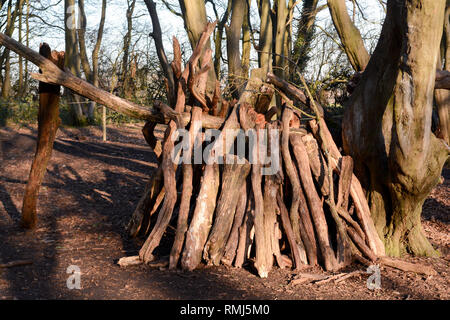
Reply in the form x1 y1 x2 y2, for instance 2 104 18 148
0 124 448 300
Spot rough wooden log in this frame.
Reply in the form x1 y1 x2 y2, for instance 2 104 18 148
337 156 353 210
153 100 183 128
291 133 337 268
290 273 328 285
251 129 272 278
234 194 254 268
204 156 251 265
263 167 286 269
301 133 330 195
169 107 202 269
181 163 220 270
267 72 308 106
314 271 364 285
337 207 366 242
139 122 179 263
127 168 163 237
326 198 353 268
21 43 64 228
346 226 378 262
380 257 437 276
322 141 352 269
142 121 161 157
117 256 142 267
188 49 212 111
281 108 303 247
277 192 306 270
142 186 166 235
334 270 364 284
221 183 248 266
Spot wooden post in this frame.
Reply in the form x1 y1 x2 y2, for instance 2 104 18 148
102 105 107 141
21 43 64 228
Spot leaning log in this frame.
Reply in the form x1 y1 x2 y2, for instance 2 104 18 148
204 157 251 266
181 163 220 270
169 107 202 269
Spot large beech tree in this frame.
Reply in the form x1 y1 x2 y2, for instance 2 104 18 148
342 0 449 256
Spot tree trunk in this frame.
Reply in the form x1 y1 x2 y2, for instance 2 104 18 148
226 0 247 98
342 0 449 257
2 51 11 99
292 0 319 75
22 44 64 228
213 0 232 78
327 0 370 72
435 3 450 145
17 0 24 98
65 0 84 125
144 0 176 106
257 0 273 72
77 0 107 122
24 0 30 94
274 0 289 79
122 0 136 99
1 0 13 99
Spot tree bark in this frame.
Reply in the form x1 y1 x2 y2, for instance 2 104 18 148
226 0 247 98
257 0 273 72
221 182 248 266
204 157 251 265
181 164 220 270
292 0 320 75
327 0 370 72
342 0 449 257
144 0 176 106
169 107 202 269
1 0 13 99
77 0 107 121
435 4 450 145
65 0 84 125
122 0 136 99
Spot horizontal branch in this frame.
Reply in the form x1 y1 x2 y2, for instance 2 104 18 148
0 32 224 129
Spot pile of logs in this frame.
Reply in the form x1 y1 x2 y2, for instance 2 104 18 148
126 23 386 278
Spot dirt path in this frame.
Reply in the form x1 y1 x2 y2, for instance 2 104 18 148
0 124 448 300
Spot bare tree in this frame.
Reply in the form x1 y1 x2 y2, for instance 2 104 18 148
77 0 107 122
64 0 84 125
